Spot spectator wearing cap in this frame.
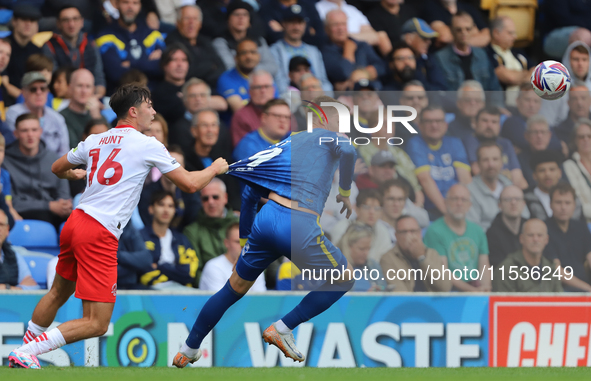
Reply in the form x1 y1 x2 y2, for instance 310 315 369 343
357 105 422 197
283 56 312 98
96 0 166 94
421 0 491 48
467 143 530 231
401 18 448 91
407 105 472 220
5 5 42 100
315 0 391 56
5 72 69 156
213 1 278 78
164 5 225 90
366 0 417 47
463 106 528 189
356 150 423 205
269 5 333 95
382 41 429 91
322 9 387 91
524 150 583 220
434 12 501 94
42 5 107 99
217 38 265 113
233 99 291 161
199 0 265 40
487 17 532 107
260 0 326 48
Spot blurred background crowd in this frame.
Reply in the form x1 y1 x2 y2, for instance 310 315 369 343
0 0 590 294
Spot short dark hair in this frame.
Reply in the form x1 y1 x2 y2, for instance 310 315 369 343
25 53 54 72
15 113 39 129
419 104 445 121
263 98 289 113
84 117 110 137
378 178 410 199
237 37 258 51
572 45 590 56
120 69 148 86
49 66 75 96
476 105 501 122
529 149 563 171
476 141 502 161
150 190 177 208
451 10 474 26
109 84 152 120
226 222 240 239
395 214 418 229
167 144 184 157
549 182 577 203
160 42 191 70
57 4 81 19
389 41 414 62
356 188 382 207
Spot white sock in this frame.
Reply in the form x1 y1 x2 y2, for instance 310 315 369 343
19 328 66 356
23 320 48 345
180 342 200 358
275 319 292 334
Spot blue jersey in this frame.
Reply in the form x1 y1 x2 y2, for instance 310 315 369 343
227 129 356 241
407 135 470 210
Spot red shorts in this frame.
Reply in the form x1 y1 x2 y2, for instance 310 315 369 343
56 209 119 303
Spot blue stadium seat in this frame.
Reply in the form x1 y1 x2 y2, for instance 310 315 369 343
20 251 54 289
8 220 60 256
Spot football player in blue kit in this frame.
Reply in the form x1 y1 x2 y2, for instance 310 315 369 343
173 95 357 367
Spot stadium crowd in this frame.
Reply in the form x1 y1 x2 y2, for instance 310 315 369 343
0 0 590 293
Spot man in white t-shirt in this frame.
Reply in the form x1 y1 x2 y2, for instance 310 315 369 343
9 84 228 369
316 0 391 56
199 223 266 292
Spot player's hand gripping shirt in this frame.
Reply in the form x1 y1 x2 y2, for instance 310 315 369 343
227 129 357 241
67 126 180 239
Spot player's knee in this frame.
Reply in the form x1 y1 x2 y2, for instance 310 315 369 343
88 319 110 337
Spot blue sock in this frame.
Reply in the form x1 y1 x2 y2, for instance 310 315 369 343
281 280 354 330
186 280 244 349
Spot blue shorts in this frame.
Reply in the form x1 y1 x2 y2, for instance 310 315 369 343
235 200 348 282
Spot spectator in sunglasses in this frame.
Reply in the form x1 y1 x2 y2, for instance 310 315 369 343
183 178 239 284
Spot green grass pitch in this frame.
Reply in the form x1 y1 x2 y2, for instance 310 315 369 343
1 367 591 381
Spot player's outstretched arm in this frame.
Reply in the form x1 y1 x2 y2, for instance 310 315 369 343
51 154 87 181
165 158 229 194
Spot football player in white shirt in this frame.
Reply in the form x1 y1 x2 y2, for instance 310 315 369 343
9 84 229 369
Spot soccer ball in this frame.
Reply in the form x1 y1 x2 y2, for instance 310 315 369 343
530 60 571 100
